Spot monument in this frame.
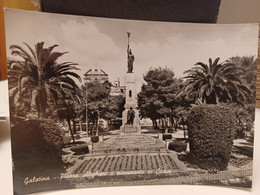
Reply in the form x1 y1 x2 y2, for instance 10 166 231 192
120 32 141 134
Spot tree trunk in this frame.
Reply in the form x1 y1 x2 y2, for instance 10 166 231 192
170 113 173 128
161 117 166 130
152 119 156 128
37 109 41 119
67 119 75 143
152 119 158 128
92 120 95 136
86 106 89 134
96 111 100 136
87 120 90 137
206 92 217 104
172 116 178 131
175 120 178 131
79 120 82 131
184 129 187 139
108 119 111 130
73 120 76 134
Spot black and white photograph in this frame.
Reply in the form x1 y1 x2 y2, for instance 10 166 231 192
4 9 259 194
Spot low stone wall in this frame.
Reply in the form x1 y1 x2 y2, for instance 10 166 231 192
162 169 252 185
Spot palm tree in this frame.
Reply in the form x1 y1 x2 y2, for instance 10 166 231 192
178 58 252 105
8 42 81 118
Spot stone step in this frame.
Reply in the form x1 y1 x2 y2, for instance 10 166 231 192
105 140 162 145
116 136 145 139
94 142 166 149
121 125 141 134
92 147 167 155
125 129 138 133
100 140 165 147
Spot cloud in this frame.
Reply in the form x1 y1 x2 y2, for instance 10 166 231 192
5 10 259 87
52 19 125 82
60 20 120 61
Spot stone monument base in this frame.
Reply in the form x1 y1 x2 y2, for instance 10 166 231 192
121 108 140 126
120 125 141 134
120 108 141 134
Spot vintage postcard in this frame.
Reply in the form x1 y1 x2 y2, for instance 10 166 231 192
5 9 259 194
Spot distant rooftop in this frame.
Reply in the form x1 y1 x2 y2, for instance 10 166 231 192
84 68 109 83
84 68 108 76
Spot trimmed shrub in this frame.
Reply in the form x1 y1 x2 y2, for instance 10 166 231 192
11 119 64 175
187 105 236 170
71 144 89 155
64 141 86 148
168 140 187 152
91 136 99 143
162 134 172 140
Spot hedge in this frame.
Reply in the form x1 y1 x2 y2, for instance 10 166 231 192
187 105 236 170
168 140 187 152
71 144 90 155
162 134 172 140
11 119 64 175
91 136 99 143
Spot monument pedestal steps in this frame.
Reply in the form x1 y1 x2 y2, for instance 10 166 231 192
120 125 141 134
92 133 166 155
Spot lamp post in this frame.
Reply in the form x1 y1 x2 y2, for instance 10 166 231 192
85 81 89 136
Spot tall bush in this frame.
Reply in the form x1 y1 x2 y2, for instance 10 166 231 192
187 105 236 170
11 119 64 174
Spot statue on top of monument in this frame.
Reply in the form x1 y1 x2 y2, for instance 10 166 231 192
127 32 134 73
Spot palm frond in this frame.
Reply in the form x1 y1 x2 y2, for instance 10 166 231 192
23 42 37 61
10 45 35 63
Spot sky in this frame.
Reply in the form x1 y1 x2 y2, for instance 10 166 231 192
4 9 259 90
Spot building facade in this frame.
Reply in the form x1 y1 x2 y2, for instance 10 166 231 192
84 68 109 83
84 68 126 96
